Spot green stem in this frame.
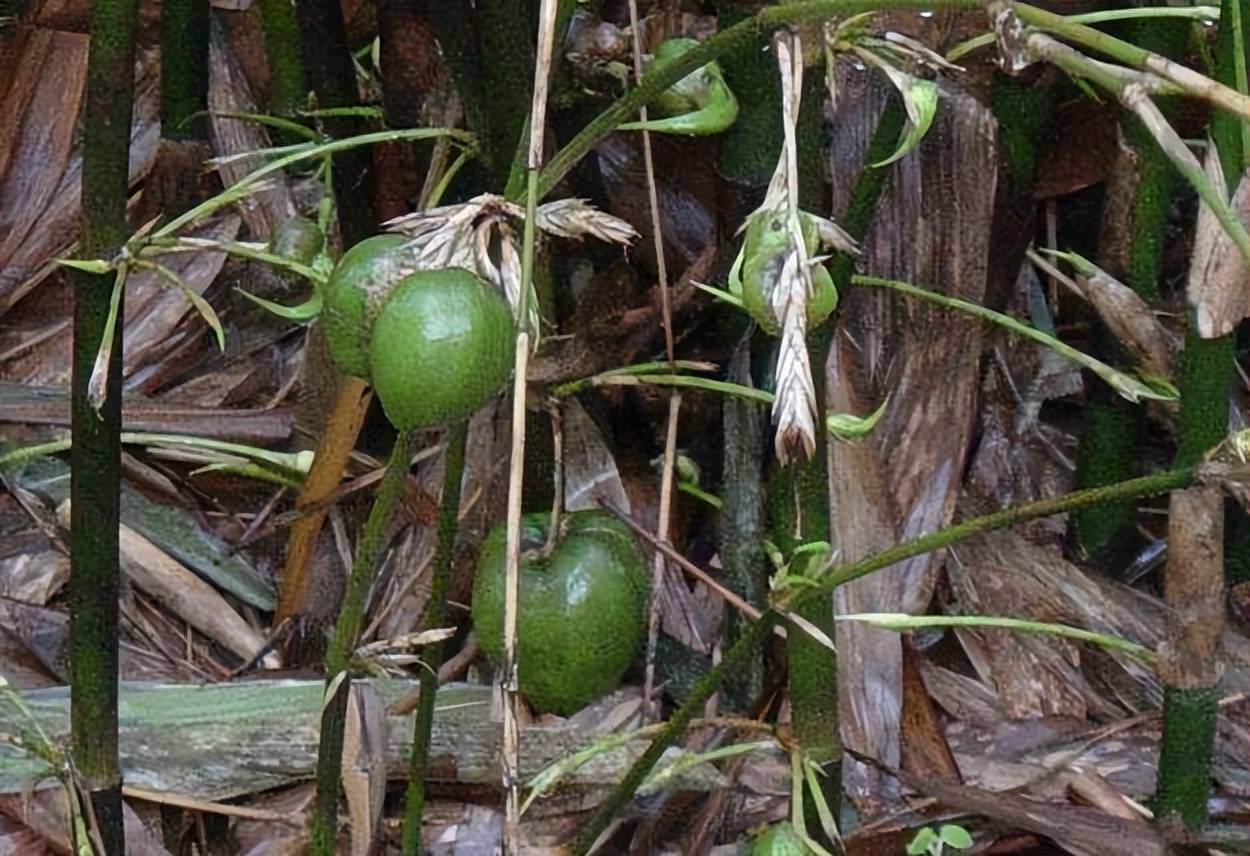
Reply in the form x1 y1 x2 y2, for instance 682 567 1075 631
569 465 1200 853
528 0 980 203
160 0 208 142
401 423 468 854
71 0 140 850
1073 10 1184 559
719 346 767 708
1155 0 1245 825
310 428 420 855
295 0 376 246
258 0 307 117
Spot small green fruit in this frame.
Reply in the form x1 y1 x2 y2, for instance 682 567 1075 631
752 822 811 856
321 234 416 379
267 215 324 265
368 267 515 430
472 511 650 715
738 212 837 336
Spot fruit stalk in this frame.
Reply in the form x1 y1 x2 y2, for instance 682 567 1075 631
401 422 468 854
310 427 420 855
570 464 1201 853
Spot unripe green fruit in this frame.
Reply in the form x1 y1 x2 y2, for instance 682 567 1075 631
752 822 811 856
267 215 324 265
368 267 515 430
472 511 650 715
739 212 837 336
322 234 416 379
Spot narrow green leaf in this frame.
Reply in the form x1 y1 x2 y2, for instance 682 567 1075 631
135 261 226 350
58 258 113 274
236 288 323 322
826 396 889 440
858 50 938 167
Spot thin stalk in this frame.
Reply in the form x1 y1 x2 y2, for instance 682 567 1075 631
70 0 140 849
309 428 420 855
624 0 679 724
500 0 559 849
569 464 1202 852
401 423 468 854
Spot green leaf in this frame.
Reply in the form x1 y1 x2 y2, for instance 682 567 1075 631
907 827 939 856
938 825 973 850
834 612 1156 662
857 50 938 167
136 261 226 350
852 275 1177 403
236 288 323 322
58 257 113 274
212 110 319 141
826 396 889 440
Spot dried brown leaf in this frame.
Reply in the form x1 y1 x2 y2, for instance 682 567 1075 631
1188 157 1250 338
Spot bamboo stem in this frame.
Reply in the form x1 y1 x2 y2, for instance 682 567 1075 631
70 0 140 848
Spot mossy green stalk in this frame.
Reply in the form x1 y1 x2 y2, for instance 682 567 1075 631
1156 686 1220 828
1155 0 1245 827
160 0 208 141
570 465 1201 853
257 0 307 117
401 423 468 854
310 428 420 855
295 0 376 246
71 0 140 850
1073 13 1183 557
429 0 533 185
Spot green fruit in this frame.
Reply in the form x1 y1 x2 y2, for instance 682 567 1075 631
369 267 515 430
472 511 650 715
321 234 417 378
267 215 324 265
739 212 837 336
752 822 811 856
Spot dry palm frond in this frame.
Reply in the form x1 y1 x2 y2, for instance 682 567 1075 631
383 193 636 341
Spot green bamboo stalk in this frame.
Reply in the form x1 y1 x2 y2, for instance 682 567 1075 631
428 0 534 185
160 0 208 142
310 428 420 855
294 0 376 246
70 0 140 850
257 0 307 118
401 423 468 854
1072 12 1183 559
1155 0 1246 825
569 464 1201 853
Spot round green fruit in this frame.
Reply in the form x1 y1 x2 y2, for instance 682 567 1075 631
368 267 515 430
321 234 418 379
752 822 811 856
267 215 324 265
472 511 650 715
